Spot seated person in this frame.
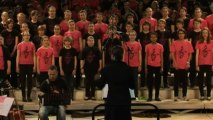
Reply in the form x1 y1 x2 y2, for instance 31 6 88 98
38 65 70 120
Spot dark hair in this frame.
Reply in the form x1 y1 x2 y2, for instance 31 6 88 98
150 32 158 37
111 45 123 61
177 29 186 34
49 65 58 71
176 18 184 25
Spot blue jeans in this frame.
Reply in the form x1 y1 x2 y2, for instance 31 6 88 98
39 105 66 120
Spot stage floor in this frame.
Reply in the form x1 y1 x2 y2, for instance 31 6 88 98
20 98 213 112
25 113 213 120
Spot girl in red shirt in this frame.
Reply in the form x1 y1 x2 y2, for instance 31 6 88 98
196 28 213 101
49 25 63 71
170 29 194 101
16 31 36 102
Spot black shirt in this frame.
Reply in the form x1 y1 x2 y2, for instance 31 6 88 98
59 47 77 74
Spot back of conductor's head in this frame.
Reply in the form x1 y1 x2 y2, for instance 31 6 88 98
111 45 123 61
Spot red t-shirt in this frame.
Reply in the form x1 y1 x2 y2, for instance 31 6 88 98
123 41 142 67
49 35 63 57
206 15 213 37
64 30 82 52
59 20 69 35
36 47 54 72
0 46 4 70
196 40 213 65
145 43 164 67
187 18 208 31
170 40 194 69
139 17 157 32
76 20 89 35
94 23 108 38
17 41 35 65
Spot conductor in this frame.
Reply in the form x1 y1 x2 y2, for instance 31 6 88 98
96 45 134 120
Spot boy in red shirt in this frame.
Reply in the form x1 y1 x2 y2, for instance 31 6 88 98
145 32 164 101
123 30 142 99
196 28 213 101
36 35 54 86
76 10 90 36
16 31 36 102
170 29 194 101
94 12 108 39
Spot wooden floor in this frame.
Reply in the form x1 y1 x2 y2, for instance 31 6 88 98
9 86 213 115
20 99 213 112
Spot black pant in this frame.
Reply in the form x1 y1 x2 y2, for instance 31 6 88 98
147 66 161 99
8 56 18 88
140 57 146 87
37 72 48 86
19 64 33 99
174 69 188 97
198 65 212 97
85 69 96 98
189 53 197 87
130 67 139 97
105 105 132 120
163 56 170 87
63 72 74 99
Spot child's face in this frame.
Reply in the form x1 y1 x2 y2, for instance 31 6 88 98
69 22 75 29
127 16 134 23
8 22 13 29
64 41 71 47
21 23 29 31
202 30 208 39
125 24 133 32
162 8 169 16
129 32 136 41
96 14 103 22
179 9 186 17
42 38 49 47
48 7 56 18
142 24 150 31
158 22 165 29
88 24 94 31
1 12 8 21
150 34 157 43
87 38 95 47
178 31 185 39
176 23 183 29
79 12 87 20
22 33 31 41
193 21 201 29
38 29 45 35
64 11 71 19
54 26 61 34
